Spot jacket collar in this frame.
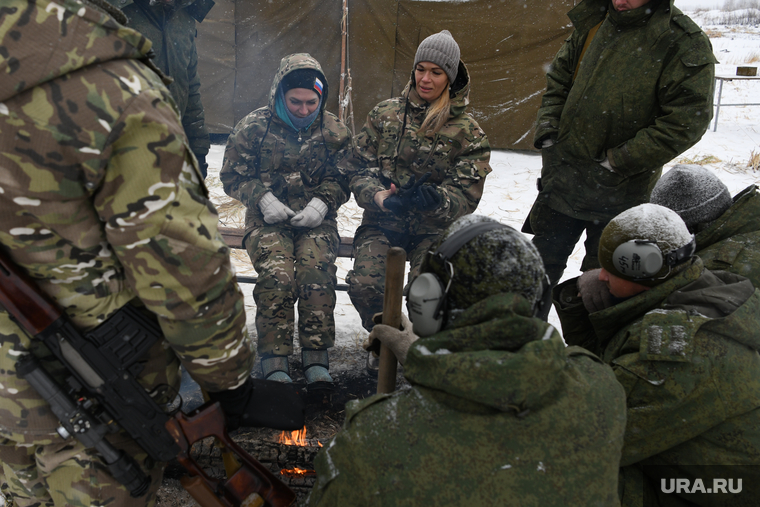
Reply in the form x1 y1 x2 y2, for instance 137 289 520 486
568 0 679 40
696 185 760 246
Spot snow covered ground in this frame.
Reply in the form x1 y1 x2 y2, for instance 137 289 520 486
205 9 760 374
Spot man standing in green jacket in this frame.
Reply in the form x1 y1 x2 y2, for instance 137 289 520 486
525 0 716 317
650 164 760 287
107 0 213 178
554 204 760 506
306 215 627 506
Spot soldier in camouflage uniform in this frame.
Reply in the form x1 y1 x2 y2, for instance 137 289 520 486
305 215 627 506
0 1 302 505
105 0 214 178
553 204 760 507
220 54 351 388
524 0 716 315
650 164 760 287
341 30 491 371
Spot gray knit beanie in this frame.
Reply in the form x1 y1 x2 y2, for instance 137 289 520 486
650 164 733 232
414 30 460 85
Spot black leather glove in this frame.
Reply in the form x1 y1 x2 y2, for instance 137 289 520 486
411 183 441 211
383 172 434 215
207 377 305 432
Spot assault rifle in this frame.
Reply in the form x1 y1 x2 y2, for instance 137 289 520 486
0 247 295 507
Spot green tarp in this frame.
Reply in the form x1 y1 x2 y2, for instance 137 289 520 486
196 0 576 150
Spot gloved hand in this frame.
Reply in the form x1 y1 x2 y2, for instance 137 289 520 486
259 192 296 224
291 197 328 228
383 172 434 215
206 377 305 432
411 183 441 211
541 137 555 149
577 269 614 313
363 312 418 366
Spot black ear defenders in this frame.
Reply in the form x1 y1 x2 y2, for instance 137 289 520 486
611 236 696 280
406 221 509 337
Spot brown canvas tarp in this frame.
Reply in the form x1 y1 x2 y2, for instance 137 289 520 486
196 0 576 150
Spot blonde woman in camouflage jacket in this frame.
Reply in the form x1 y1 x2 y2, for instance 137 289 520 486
221 54 351 389
0 1 301 504
341 30 492 354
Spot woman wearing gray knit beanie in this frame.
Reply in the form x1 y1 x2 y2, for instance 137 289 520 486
339 29 493 374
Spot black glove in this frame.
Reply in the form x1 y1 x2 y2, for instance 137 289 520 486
411 183 441 211
383 172 434 215
207 377 305 431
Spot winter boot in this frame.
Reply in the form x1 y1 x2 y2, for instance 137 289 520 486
260 355 292 383
302 349 334 393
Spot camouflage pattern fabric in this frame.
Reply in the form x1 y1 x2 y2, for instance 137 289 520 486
694 185 760 287
533 0 716 223
341 62 490 331
554 258 760 506
0 0 252 503
221 53 351 357
0 434 164 507
306 293 627 506
245 224 339 356
341 61 491 236
346 225 439 331
106 0 211 172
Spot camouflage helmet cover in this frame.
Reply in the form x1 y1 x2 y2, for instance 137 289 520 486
420 215 546 312
599 203 695 286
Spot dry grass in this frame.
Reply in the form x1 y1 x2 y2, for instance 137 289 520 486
748 149 760 171
705 28 724 38
747 51 760 64
674 154 723 165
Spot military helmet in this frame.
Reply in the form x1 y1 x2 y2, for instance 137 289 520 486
599 203 695 287
420 215 546 312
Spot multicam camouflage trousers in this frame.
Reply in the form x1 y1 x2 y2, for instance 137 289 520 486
527 201 606 285
0 434 163 507
346 225 439 332
245 223 339 357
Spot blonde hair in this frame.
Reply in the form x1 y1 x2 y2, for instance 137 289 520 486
419 87 451 135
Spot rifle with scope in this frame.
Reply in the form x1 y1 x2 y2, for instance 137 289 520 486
0 246 295 507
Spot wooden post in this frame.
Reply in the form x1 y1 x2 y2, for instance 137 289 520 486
377 247 406 394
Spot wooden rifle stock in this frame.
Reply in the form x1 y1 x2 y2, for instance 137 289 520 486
0 247 62 334
167 403 296 507
377 247 406 394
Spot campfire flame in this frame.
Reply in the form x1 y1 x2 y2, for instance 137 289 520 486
280 467 316 478
278 426 321 478
277 427 323 447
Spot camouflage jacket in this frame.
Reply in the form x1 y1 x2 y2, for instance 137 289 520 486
694 185 760 287
534 0 716 222
342 62 492 235
555 259 760 476
307 293 626 507
0 0 252 445
105 0 211 168
220 53 351 238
